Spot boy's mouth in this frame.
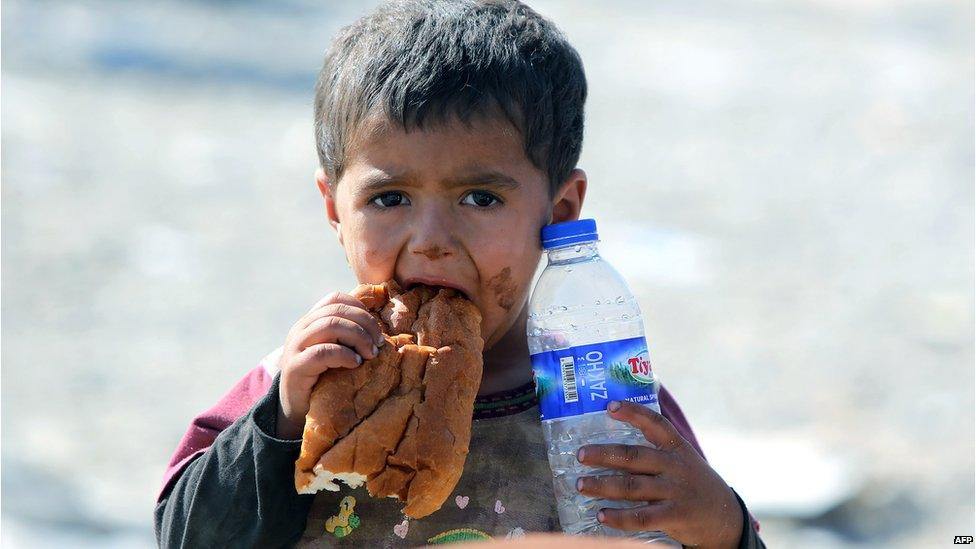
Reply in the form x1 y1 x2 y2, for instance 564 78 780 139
399 276 472 301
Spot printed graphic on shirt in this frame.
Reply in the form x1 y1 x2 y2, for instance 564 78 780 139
427 528 492 544
325 496 361 539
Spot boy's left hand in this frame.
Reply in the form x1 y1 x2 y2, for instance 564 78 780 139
576 400 743 549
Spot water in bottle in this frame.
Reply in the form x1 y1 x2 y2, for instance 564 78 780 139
527 219 679 545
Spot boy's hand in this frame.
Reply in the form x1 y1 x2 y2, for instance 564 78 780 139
576 401 743 549
275 292 385 440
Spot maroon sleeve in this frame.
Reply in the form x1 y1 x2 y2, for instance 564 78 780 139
157 365 273 502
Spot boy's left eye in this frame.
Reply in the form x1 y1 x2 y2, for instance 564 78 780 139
370 191 410 208
461 191 502 208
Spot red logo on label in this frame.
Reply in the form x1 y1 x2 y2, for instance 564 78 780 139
627 356 651 377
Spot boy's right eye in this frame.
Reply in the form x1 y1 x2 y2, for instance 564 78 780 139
370 191 411 209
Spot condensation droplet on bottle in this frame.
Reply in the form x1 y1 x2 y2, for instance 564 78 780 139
564 266 573 272
595 299 601 305
559 305 568 312
574 245 582 252
621 313 630 320
570 323 578 331
615 296 625 304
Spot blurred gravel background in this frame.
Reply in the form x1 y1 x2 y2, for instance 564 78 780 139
2 0 973 547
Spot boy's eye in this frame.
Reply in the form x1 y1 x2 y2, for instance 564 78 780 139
370 191 410 208
461 191 501 208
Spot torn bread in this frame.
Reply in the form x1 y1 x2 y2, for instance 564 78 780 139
294 280 484 519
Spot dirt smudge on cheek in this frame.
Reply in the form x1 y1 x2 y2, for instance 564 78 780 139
487 267 518 311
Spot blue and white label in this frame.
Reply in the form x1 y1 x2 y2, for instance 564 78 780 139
531 336 660 420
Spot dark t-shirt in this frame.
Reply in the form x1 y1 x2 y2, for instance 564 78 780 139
300 403 557 546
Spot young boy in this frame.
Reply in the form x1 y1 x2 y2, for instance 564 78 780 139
155 1 764 547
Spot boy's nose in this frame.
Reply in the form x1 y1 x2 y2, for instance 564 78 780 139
407 203 460 261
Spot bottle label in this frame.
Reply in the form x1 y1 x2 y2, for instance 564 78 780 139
530 336 659 421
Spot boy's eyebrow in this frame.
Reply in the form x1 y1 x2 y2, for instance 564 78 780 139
360 172 415 193
359 170 523 192
442 170 521 189
443 170 522 190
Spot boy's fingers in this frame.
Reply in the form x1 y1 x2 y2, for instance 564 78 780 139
576 444 669 474
292 343 363 375
598 502 672 532
300 315 377 360
607 401 687 452
304 292 369 321
577 474 670 502
303 303 384 346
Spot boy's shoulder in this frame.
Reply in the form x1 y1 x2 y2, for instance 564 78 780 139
158 350 281 501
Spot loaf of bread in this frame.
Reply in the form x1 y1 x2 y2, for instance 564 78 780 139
294 280 484 518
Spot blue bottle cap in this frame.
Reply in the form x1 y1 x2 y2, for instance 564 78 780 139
541 219 599 250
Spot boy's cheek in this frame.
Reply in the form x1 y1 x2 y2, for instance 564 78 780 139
480 231 542 310
486 266 519 311
346 241 397 281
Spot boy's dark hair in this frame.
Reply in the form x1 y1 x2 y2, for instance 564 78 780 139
314 0 586 196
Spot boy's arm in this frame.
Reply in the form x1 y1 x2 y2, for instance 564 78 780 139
154 358 316 548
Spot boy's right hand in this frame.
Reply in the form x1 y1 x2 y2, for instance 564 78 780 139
275 292 385 440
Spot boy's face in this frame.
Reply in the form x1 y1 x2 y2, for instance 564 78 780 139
317 115 584 349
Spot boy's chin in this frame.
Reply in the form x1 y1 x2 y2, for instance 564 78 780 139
481 306 528 351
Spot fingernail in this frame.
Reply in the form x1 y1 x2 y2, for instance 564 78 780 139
371 344 379 356
608 400 621 412
577 448 586 462
355 354 363 365
376 336 385 347
597 510 606 523
576 478 584 492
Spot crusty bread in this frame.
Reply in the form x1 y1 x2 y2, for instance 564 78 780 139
294 280 483 519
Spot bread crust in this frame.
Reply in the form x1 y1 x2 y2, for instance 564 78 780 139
294 281 483 519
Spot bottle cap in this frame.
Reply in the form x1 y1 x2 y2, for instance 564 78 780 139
541 219 599 250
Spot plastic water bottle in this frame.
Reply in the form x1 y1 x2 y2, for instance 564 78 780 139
527 219 678 545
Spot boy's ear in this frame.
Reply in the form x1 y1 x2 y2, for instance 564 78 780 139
316 168 344 247
550 168 587 224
